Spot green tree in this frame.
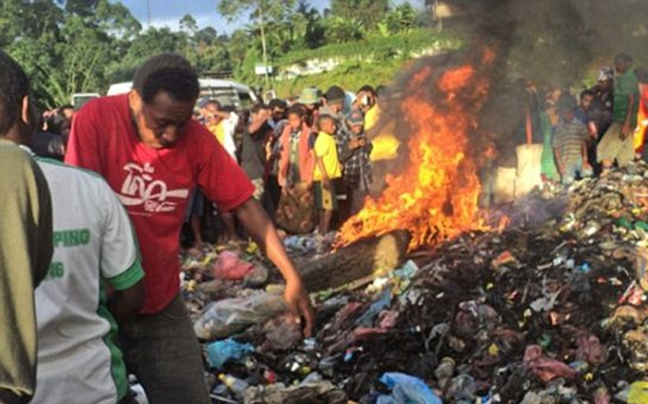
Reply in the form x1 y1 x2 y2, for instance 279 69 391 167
296 0 325 48
180 14 198 34
217 0 296 86
329 0 389 30
322 16 364 44
379 3 418 36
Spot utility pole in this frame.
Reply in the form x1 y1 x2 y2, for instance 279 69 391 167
259 5 270 88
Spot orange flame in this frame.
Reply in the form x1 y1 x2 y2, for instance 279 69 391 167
339 58 492 250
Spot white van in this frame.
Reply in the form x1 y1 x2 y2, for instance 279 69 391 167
107 79 258 109
71 93 100 110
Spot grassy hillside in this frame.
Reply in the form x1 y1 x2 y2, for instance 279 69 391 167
272 29 464 98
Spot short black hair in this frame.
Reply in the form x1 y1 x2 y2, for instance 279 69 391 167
59 104 74 111
357 85 376 96
251 103 270 114
580 89 595 101
133 53 199 104
46 112 70 136
317 113 336 131
615 53 633 65
268 98 287 110
0 51 30 137
288 103 307 118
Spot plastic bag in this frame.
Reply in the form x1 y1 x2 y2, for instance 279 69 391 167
524 345 576 383
243 381 347 404
193 292 288 340
376 372 442 404
213 251 254 280
206 338 255 369
262 313 303 351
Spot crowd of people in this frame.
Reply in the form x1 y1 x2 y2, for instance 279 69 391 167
0 49 384 404
490 53 648 204
181 80 380 247
3 45 647 404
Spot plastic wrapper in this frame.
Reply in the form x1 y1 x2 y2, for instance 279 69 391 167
376 372 442 404
193 292 288 340
243 381 347 404
262 313 303 351
213 251 254 280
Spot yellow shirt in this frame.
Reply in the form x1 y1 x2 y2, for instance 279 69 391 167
364 104 380 130
364 105 400 162
313 132 342 181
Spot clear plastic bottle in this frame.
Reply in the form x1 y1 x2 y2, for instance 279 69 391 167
219 374 249 398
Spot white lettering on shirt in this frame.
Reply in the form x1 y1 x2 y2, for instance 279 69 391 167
118 162 189 213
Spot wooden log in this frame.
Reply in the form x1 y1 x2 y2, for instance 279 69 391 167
299 230 411 292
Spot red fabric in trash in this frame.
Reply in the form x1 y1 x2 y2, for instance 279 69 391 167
523 345 577 383
213 251 254 280
576 334 609 366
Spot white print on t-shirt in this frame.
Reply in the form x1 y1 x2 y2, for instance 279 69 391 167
118 162 189 213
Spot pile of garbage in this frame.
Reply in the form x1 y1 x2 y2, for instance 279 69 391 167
180 162 648 404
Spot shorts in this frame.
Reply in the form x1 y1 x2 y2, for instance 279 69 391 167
314 180 338 211
597 122 635 167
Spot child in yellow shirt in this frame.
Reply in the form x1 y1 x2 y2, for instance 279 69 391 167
313 114 342 234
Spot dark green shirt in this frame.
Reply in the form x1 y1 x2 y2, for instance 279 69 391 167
613 69 639 125
0 141 53 404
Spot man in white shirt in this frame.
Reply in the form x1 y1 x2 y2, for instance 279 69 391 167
31 157 145 404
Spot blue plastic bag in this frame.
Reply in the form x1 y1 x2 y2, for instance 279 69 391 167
206 338 255 369
376 372 442 404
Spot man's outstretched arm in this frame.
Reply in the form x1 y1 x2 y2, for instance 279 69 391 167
234 198 315 337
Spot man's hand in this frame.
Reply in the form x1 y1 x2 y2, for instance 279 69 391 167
284 279 314 337
323 177 331 190
349 138 360 149
235 198 316 338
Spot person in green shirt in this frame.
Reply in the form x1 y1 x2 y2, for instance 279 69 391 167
597 53 639 171
0 50 53 404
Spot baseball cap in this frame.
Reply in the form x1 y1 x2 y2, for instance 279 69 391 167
299 87 320 105
347 110 364 126
325 85 346 104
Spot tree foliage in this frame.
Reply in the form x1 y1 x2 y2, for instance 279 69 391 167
379 3 418 36
0 0 424 108
329 0 389 30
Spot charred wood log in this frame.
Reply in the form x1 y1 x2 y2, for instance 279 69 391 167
299 230 412 292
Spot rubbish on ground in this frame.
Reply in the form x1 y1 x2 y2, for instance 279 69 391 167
375 372 442 404
213 251 254 280
193 292 288 340
179 163 648 404
206 338 255 370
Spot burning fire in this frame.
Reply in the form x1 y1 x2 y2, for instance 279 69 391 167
339 55 492 250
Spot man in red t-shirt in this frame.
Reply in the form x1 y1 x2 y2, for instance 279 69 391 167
65 54 314 404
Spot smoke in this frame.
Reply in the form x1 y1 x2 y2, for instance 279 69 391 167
368 0 648 191
455 0 648 86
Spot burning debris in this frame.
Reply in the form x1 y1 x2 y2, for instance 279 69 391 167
178 160 648 404
340 50 495 251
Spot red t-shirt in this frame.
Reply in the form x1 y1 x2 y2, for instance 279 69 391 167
65 95 254 314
